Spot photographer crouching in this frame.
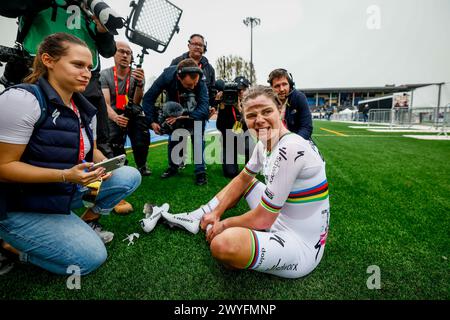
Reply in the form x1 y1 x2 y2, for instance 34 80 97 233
215 76 253 178
142 58 209 185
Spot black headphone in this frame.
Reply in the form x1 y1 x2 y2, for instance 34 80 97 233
189 34 207 53
177 66 204 77
267 68 295 88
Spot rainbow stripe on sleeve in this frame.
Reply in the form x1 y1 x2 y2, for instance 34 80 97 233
244 179 259 199
243 165 258 177
286 180 329 204
260 197 283 213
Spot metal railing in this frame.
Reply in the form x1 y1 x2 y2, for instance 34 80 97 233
363 106 449 134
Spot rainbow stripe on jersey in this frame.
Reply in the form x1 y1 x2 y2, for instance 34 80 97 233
286 180 329 204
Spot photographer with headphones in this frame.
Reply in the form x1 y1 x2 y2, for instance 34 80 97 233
170 34 216 169
268 68 313 140
142 58 209 185
99 41 151 179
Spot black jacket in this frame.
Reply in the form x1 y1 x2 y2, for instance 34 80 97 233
171 53 216 107
285 89 313 140
142 66 210 125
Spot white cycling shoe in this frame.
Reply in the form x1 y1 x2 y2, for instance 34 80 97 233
161 211 201 235
140 203 170 233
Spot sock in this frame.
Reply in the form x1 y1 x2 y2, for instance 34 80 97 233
189 197 220 220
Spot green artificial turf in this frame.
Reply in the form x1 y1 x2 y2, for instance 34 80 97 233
1 120 449 300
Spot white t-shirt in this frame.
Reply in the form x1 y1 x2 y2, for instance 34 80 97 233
0 88 97 157
244 133 330 247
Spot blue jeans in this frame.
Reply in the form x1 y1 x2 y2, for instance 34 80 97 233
0 166 141 275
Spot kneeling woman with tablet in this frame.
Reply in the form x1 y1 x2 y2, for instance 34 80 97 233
0 33 141 275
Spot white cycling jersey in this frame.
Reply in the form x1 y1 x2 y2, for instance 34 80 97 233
242 133 330 278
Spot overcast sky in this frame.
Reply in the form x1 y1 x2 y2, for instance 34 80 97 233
1 0 449 89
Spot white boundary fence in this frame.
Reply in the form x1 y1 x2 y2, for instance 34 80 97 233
361 106 450 134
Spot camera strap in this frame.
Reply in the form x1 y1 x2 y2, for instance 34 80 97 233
113 66 130 110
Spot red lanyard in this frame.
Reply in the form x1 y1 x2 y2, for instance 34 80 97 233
113 66 130 98
69 99 85 163
231 106 238 122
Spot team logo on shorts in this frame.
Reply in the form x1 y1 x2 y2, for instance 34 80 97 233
266 258 298 272
269 234 285 247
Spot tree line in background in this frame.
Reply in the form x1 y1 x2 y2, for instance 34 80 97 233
215 55 256 82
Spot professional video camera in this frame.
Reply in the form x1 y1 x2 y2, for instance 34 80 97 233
215 76 250 106
0 45 32 87
215 79 239 106
71 0 124 35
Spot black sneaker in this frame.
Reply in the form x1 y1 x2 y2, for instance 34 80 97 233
195 172 207 186
160 167 179 179
86 220 114 244
138 166 152 176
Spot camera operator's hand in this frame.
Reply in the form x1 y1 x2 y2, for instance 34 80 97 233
215 91 223 102
92 15 108 34
151 122 161 135
131 68 145 84
165 116 179 126
114 114 129 128
208 107 216 119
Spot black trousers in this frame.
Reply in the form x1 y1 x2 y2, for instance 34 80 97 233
83 73 114 158
218 128 253 179
108 107 150 169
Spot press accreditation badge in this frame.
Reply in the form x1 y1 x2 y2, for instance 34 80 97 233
116 94 129 110
232 121 243 134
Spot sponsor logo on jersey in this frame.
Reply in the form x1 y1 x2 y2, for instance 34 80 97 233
264 188 275 200
295 151 305 162
279 147 287 161
309 140 324 161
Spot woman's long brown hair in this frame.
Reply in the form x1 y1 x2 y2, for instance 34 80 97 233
24 32 88 84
